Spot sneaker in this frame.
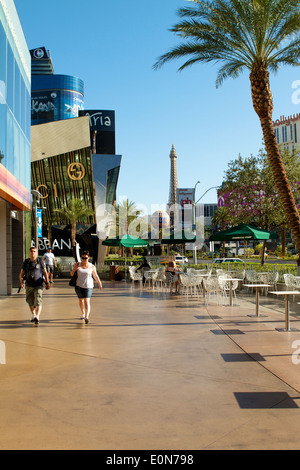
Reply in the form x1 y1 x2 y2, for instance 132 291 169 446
34 317 39 325
85 318 89 324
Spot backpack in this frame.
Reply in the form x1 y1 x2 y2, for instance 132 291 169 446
23 258 45 287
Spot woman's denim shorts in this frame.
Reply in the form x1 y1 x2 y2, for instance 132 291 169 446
75 286 93 299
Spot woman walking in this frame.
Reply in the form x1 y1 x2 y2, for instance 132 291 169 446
71 251 102 324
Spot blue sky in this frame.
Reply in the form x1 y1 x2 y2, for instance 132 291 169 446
14 0 300 214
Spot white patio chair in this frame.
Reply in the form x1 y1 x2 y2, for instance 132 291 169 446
284 273 294 290
144 271 158 290
218 276 239 306
165 271 178 294
203 277 222 305
154 271 166 291
129 266 143 288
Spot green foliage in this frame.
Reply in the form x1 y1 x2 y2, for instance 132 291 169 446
154 0 300 86
54 198 94 224
218 148 300 230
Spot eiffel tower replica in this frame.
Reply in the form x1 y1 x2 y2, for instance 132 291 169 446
168 144 179 229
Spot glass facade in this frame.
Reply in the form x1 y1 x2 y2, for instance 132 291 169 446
0 2 31 200
31 147 95 226
31 75 84 125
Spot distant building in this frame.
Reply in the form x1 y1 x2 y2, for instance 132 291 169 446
0 0 31 294
273 114 300 155
30 47 122 262
31 47 84 125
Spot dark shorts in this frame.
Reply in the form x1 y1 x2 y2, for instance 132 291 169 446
75 286 93 299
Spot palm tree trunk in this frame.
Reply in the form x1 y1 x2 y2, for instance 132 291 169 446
260 239 266 266
71 222 76 247
250 64 300 266
281 227 286 257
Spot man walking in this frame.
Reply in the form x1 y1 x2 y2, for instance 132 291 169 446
43 248 56 284
19 247 50 325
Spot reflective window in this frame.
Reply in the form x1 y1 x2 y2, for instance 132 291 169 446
6 109 13 174
0 8 31 196
13 121 20 181
0 20 6 87
14 65 20 124
0 102 6 165
6 42 14 111
20 76 25 132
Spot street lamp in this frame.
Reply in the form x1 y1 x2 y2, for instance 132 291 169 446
192 184 219 264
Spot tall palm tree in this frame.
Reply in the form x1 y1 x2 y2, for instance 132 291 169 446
154 0 300 264
55 198 94 248
212 206 230 256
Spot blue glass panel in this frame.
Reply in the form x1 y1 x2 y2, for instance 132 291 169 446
0 102 6 166
24 140 30 190
0 20 6 86
20 76 25 133
14 64 21 124
13 121 20 181
6 42 13 111
6 109 13 174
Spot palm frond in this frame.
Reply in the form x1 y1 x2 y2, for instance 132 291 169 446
154 0 300 85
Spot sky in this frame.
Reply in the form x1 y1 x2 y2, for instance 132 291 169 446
14 0 300 215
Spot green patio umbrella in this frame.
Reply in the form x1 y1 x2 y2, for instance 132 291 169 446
209 224 278 242
102 234 149 248
102 235 149 280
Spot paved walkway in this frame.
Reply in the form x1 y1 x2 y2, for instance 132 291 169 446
1 280 300 450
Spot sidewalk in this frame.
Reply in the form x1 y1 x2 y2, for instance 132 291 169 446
1 280 300 450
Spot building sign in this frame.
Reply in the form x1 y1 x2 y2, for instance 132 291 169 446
273 114 300 127
30 47 49 60
67 162 85 181
79 110 116 154
80 110 115 132
177 188 195 207
32 90 84 124
37 208 43 238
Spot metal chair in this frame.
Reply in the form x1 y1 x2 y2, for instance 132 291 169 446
128 266 143 288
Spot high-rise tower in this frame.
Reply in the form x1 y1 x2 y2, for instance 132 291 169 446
168 144 178 207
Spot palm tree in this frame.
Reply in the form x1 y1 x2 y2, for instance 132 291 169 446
154 0 300 264
212 206 230 256
54 198 94 248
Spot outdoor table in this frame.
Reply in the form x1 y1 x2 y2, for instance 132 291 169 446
223 278 238 306
269 291 300 332
243 284 272 317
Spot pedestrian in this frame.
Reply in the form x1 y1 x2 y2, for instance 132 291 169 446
19 247 50 325
43 247 56 284
70 250 102 324
165 260 181 294
136 257 151 284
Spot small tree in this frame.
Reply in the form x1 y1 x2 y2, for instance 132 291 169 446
55 198 94 249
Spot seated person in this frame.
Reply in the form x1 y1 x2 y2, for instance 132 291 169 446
137 258 151 284
165 261 180 294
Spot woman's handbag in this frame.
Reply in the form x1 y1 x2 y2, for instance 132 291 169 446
69 270 78 287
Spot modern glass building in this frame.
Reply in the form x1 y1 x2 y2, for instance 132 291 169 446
0 0 31 294
31 116 122 262
31 47 84 125
30 47 122 264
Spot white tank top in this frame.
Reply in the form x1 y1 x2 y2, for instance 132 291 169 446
77 263 94 289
